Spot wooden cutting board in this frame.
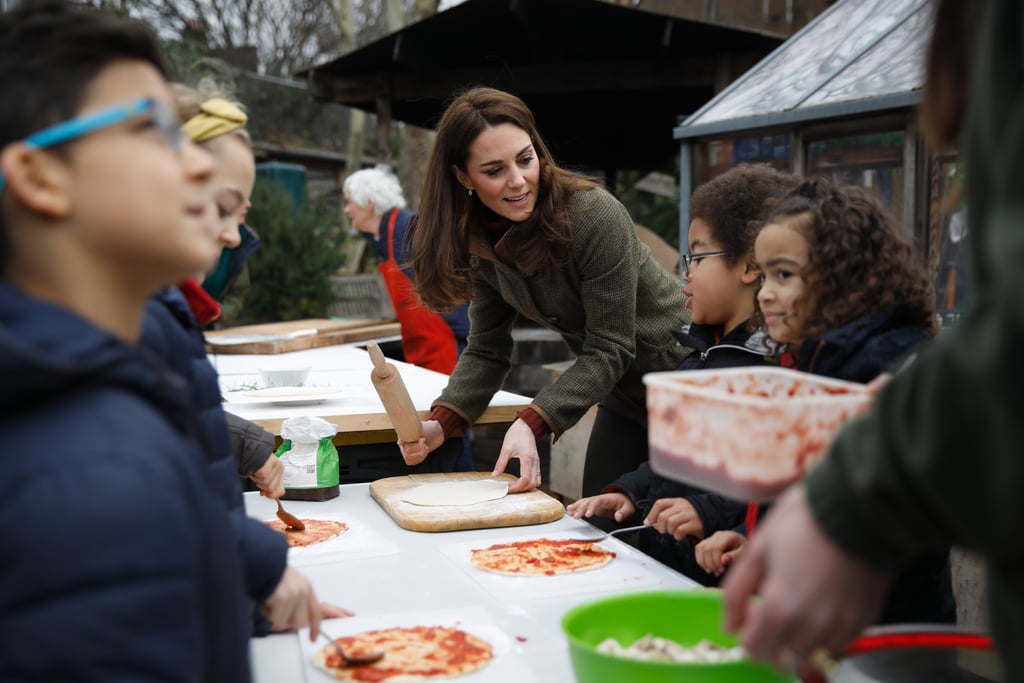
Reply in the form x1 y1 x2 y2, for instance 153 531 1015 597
205 318 400 354
369 472 565 532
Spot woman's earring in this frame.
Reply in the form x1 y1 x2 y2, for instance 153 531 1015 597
468 188 474 197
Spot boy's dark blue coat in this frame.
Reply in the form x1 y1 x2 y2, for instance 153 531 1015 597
0 282 251 682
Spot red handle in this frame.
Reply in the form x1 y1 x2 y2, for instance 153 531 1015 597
842 631 994 657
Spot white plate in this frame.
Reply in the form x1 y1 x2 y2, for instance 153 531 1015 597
438 529 662 602
224 386 345 406
261 511 400 566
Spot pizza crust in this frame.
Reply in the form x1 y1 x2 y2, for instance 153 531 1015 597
313 625 493 682
470 538 615 576
400 479 509 507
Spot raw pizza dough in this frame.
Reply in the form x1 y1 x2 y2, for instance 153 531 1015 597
401 479 509 507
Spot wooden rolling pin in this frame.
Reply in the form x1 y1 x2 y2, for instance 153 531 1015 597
367 341 424 442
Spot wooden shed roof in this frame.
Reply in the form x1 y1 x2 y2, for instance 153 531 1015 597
301 0 783 173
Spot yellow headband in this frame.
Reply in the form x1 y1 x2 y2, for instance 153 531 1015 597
182 97 247 143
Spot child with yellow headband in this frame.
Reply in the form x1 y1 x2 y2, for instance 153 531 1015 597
140 82 352 639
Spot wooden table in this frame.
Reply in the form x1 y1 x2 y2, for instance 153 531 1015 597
244 487 701 683
205 317 401 355
209 345 531 444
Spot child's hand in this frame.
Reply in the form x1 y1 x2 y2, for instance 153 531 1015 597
645 498 705 540
252 454 285 499
566 492 636 523
695 530 747 576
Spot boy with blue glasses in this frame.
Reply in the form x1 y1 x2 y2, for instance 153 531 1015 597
0 1 252 681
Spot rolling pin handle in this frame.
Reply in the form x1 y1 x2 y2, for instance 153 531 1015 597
367 340 391 378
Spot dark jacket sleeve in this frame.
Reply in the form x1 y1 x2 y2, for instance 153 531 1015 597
688 493 748 536
225 411 276 478
607 461 654 507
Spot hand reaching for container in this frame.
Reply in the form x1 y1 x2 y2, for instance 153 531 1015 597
566 492 637 523
492 418 540 493
396 419 444 466
695 530 747 576
645 497 705 540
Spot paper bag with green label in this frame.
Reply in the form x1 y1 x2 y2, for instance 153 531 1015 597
274 416 340 501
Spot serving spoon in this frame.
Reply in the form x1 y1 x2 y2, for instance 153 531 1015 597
319 629 384 667
276 499 305 531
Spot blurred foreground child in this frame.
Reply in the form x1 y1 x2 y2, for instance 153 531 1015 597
0 1 250 679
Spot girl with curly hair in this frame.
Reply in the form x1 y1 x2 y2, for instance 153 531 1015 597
699 178 955 626
752 178 936 373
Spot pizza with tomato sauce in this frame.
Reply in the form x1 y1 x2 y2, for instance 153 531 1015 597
470 538 615 576
312 625 493 682
266 519 348 548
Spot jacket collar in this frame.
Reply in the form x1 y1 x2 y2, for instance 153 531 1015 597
0 281 190 419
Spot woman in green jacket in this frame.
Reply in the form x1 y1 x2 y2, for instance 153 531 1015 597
402 87 691 495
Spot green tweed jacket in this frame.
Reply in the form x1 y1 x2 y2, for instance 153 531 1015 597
434 187 691 436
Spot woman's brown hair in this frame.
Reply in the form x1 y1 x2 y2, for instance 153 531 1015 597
411 87 597 311
752 178 937 348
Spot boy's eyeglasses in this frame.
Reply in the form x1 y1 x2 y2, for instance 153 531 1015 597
681 250 728 277
0 97 183 191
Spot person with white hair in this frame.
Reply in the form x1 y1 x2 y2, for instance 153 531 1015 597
344 166 472 470
344 166 470 373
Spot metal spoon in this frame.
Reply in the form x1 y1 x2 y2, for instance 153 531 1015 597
568 523 652 543
319 629 384 667
276 499 305 531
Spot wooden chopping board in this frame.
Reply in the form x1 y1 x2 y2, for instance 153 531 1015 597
369 472 565 532
205 318 400 354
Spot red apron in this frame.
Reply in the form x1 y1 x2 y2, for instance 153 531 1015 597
377 210 458 374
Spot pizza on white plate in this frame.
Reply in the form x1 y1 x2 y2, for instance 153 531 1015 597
470 538 615 576
266 518 348 548
312 625 493 681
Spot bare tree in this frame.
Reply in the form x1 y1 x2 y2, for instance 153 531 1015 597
125 0 341 76
395 0 440 209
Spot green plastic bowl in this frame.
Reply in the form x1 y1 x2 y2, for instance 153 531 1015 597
561 589 793 683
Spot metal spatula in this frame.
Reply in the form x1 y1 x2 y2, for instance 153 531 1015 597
319 629 384 667
566 523 651 543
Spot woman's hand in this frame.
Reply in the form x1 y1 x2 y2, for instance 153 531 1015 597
645 497 705 540
566 492 636 522
396 420 444 466
492 419 541 493
695 530 747 576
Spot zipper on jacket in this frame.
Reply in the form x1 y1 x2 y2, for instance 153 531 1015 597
700 344 765 362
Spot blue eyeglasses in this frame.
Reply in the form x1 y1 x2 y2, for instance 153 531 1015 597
0 97 184 191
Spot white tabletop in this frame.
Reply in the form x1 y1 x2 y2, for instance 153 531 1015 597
244 486 700 683
210 345 531 438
